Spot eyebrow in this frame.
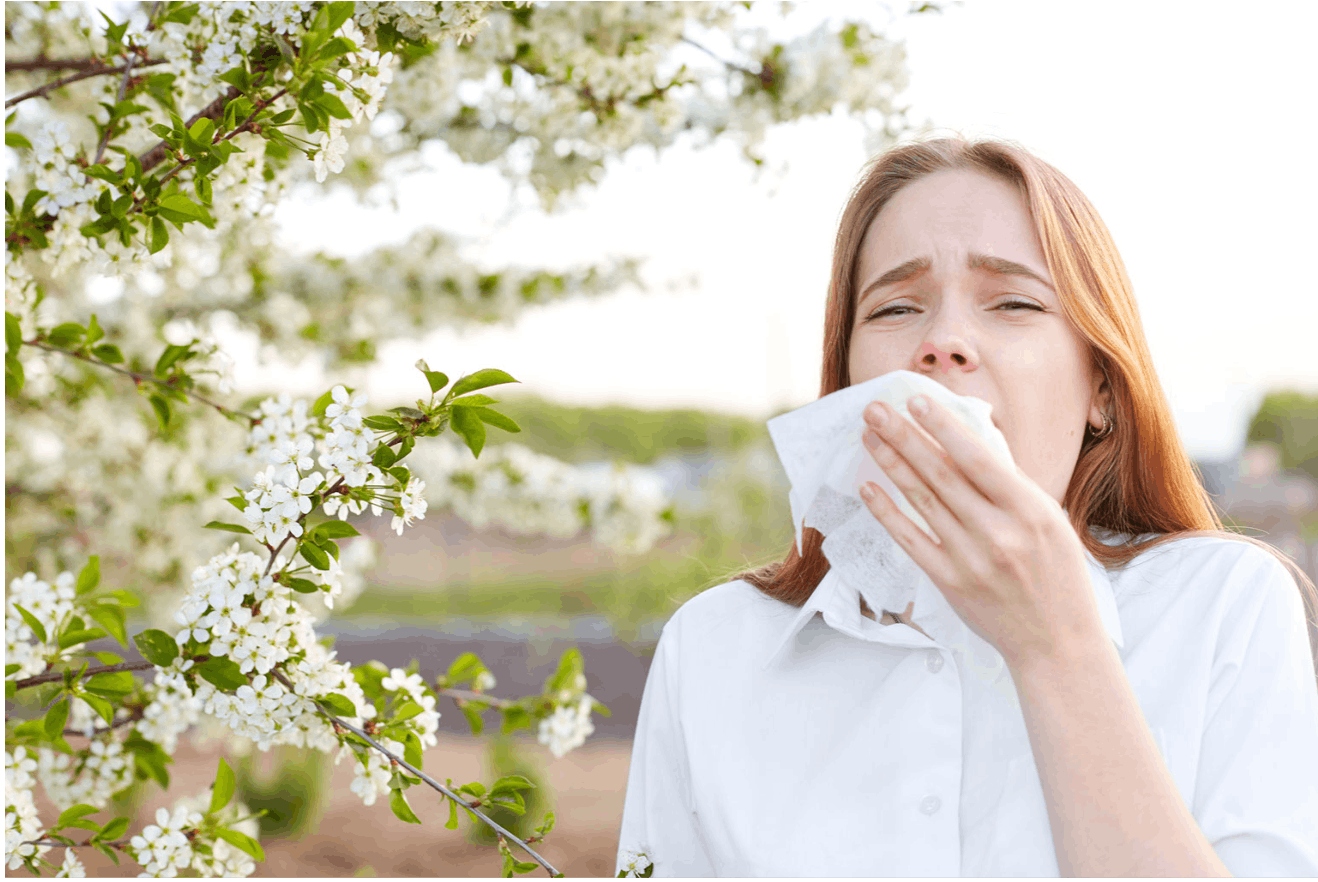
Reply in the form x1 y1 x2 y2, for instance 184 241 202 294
857 252 1055 305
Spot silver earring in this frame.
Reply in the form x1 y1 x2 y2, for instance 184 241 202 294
1091 411 1113 439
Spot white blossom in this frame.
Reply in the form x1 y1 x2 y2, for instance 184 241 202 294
537 695 596 759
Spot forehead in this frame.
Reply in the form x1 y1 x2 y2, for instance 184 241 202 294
856 168 1047 281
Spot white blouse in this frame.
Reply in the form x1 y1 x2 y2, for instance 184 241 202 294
615 530 1318 876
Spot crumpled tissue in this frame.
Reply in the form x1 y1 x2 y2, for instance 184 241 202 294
767 369 1019 682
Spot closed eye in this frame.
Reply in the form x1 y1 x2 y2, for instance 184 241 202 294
865 300 1043 320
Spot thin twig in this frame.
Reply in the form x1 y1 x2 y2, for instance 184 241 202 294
679 35 760 78
22 837 132 849
269 670 561 877
14 660 158 691
133 86 288 205
23 339 258 425
439 687 515 709
62 705 147 738
93 53 137 166
3 59 167 108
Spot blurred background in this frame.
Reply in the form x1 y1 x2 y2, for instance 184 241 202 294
9 0 1318 876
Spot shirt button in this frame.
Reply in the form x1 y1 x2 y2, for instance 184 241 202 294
919 795 942 815
926 652 944 673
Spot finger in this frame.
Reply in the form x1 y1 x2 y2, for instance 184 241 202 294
858 478 957 587
880 395 1025 512
862 425 969 548
863 400 1000 531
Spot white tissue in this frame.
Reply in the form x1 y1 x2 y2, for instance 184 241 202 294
767 370 1016 633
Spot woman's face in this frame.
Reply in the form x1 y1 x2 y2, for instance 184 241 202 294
847 168 1109 505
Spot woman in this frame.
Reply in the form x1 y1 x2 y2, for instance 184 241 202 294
614 136 1318 877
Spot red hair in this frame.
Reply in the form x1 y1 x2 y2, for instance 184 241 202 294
725 135 1318 633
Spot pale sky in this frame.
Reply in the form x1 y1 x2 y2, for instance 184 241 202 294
251 0 1315 460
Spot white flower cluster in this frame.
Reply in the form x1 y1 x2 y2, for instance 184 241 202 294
617 847 654 878
353 1 496 47
170 790 259 878
331 665 444 807
4 747 48 871
37 739 133 811
310 18 397 183
380 667 442 748
537 695 596 760
408 438 674 555
342 736 405 807
128 805 202 878
137 664 205 754
5 571 83 680
391 476 429 536
27 121 101 218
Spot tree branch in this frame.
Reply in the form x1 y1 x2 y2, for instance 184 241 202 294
679 35 760 78
93 53 137 166
23 339 258 425
14 659 159 691
270 669 561 877
4 58 167 109
62 704 147 738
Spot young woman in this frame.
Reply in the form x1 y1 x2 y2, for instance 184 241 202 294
615 136 1318 877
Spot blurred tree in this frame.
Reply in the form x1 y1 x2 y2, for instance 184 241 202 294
1245 390 1318 483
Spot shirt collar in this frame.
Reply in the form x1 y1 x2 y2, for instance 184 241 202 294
762 541 1125 671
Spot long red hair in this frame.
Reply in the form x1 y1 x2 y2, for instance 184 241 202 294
726 135 1318 633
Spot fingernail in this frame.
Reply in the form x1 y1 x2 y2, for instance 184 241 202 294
865 403 887 428
909 395 929 416
860 482 876 502
863 428 881 450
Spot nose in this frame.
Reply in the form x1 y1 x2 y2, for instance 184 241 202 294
917 339 976 374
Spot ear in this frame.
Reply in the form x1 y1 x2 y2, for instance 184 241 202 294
1089 359 1113 425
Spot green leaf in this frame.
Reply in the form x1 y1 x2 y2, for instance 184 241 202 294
133 629 179 667
393 700 423 722
460 702 484 735
326 0 355 30
76 555 100 595
204 521 252 535
389 788 422 824
446 796 459 829
215 828 265 862
154 342 193 375
196 657 247 690
318 692 356 717
314 93 353 119
311 388 334 417
148 216 169 254
402 730 423 770
46 322 87 348
363 415 402 432
6 131 32 150
299 541 330 570
422 369 448 395
283 576 319 594
45 698 70 739
55 804 101 830
84 671 134 697
533 810 555 837
80 693 115 727
491 774 535 796
371 444 398 469
86 650 123 664
472 407 521 434
188 117 215 145
13 603 47 643
157 194 204 222
449 368 518 399
149 394 171 429
6 353 23 397
86 606 127 648
450 405 486 458
5 663 19 676
91 343 124 363
210 757 236 814
6 312 21 355
310 519 360 540
59 627 106 651
94 816 129 842
85 314 104 345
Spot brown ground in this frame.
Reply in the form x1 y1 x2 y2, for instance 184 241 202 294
35 733 633 878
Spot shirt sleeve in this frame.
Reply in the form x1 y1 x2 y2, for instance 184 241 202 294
615 618 717 877
1194 548 1318 876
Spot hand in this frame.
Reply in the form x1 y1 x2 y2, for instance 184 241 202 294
858 395 1103 670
